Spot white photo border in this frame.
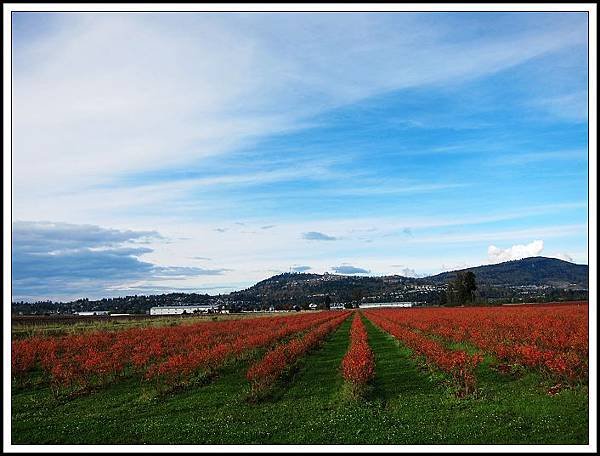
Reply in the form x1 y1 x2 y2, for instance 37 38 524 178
3 2 597 453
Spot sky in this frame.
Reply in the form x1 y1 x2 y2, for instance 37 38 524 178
10 12 589 301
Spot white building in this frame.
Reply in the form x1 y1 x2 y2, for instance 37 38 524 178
358 302 416 309
76 310 110 316
150 305 217 315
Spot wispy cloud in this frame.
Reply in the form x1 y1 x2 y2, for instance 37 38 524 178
400 267 420 278
319 182 469 197
12 220 161 252
390 264 421 277
550 252 574 263
302 231 337 241
13 13 587 207
494 149 587 165
107 283 246 295
332 265 370 274
532 91 588 123
412 225 586 246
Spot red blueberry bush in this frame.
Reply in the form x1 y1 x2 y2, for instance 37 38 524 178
341 313 375 398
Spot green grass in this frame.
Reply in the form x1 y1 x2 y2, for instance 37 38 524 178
11 314 588 445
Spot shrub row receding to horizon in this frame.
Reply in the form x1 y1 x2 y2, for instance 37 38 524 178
341 313 375 399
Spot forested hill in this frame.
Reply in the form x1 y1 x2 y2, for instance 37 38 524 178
231 272 419 304
426 256 588 287
228 256 588 307
234 256 589 297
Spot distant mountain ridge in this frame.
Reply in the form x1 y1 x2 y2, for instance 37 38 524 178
229 256 588 306
239 256 588 292
426 256 588 287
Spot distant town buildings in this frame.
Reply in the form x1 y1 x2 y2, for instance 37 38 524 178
150 304 220 315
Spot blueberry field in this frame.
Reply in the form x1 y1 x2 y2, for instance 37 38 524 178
11 303 589 445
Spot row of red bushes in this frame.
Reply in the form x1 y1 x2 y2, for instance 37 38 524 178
363 310 483 396
341 313 375 389
246 312 351 396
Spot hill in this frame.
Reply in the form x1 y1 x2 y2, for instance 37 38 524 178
231 272 420 306
427 256 588 288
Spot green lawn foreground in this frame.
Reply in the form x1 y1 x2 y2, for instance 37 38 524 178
11 313 588 445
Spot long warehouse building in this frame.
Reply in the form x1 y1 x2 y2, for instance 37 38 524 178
149 305 220 315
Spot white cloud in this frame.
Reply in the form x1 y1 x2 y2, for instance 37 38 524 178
440 261 473 272
302 231 337 241
11 221 227 301
411 225 585 246
533 91 588 123
487 240 544 263
331 265 370 275
400 267 419 278
551 252 574 263
389 264 420 277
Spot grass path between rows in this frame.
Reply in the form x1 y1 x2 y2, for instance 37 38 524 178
12 311 588 445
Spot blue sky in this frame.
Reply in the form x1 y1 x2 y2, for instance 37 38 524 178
11 12 589 301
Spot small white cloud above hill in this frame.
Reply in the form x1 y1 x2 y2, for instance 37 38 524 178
488 239 544 263
551 252 574 263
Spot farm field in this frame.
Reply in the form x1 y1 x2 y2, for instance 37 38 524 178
11 311 293 340
11 302 589 445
